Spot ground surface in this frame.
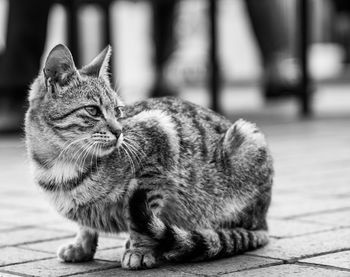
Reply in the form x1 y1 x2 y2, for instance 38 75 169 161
1 87 350 276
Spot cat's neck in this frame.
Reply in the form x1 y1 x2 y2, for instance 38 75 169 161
31 145 131 191
30 143 98 190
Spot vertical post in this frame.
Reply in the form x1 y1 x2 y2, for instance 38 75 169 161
101 1 114 86
299 0 312 117
209 0 220 113
66 0 80 67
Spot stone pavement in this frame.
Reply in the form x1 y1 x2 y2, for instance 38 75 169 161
1 115 350 276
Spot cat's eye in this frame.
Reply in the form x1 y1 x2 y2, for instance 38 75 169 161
85 106 101 117
115 106 124 118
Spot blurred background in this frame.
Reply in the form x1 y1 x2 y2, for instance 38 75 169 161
0 0 350 132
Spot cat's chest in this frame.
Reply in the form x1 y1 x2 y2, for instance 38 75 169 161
34 161 80 187
44 177 120 214
35 162 95 209
46 187 127 232
34 160 128 231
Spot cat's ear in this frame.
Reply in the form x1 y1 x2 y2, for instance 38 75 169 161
79 45 112 83
43 44 78 93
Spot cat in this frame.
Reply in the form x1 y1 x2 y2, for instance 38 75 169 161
25 44 273 270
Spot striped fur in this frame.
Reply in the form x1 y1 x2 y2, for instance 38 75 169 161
25 45 273 270
127 188 268 263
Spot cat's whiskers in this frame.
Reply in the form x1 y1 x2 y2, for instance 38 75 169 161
122 143 141 172
124 135 145 155
122 132 147 173
126 140 146 162
123 140 140 169
59 143 90 168
123 143 136 176
79 143 93 170
89 143 98 169
92 143 101 169
124 132 146 155
56 136 89 163
69 141 95 172
95 144 101 169
123 139 144 170
78 142 97 172
120 143 136 176
67 141 91 165
114 84 121 95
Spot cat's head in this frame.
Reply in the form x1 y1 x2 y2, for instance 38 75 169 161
25 44 124 165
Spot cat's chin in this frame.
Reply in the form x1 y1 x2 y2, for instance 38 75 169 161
98 143 117 156
96 134 123 157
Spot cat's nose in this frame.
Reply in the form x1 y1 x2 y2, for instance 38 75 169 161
111 128 121 139
107 120 122 139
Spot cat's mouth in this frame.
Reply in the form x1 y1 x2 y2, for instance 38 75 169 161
98 133 123 155
100 140 117 149
97 141 117 156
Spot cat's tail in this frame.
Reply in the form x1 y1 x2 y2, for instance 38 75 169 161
129 189 269 262
159 225 269 262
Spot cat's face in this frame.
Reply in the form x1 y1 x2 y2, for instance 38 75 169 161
26 45 124 164
44 78 124 155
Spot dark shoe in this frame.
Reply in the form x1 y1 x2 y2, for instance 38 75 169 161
264 81 302 100
149 83 178 98
263 57 302 100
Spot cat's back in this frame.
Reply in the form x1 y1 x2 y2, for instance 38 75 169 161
123 97 232 135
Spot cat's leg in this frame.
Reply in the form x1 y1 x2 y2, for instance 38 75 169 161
123 187 269 265
121 186 164 270
121 230 159 270
57 226 98 262
122 187 270 265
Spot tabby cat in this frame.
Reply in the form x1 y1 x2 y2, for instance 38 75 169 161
25 44 273 270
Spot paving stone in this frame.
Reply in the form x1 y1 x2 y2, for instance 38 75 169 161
222 264 350 277
0 228 73 247
21 236 125 254
95 248 123 263
167 255 282 275
0 210 24 223
44 220 79 233
101 232 129 240
298 209 350 227
0 247 54 266
0 223 19 232
1 258 116 277
249 228 350 260
301 250 350 269
72 267 197 277
268 195 350 219
1 210 65 226
295 180 350 198
0 272 21 276
268 219 335 238
0 197 50 212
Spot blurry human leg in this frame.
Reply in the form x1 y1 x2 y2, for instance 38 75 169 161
150 0 179 97
245 0 301 99
0 0 51 132
333 0 350 65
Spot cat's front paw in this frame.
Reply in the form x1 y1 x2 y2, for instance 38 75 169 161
57 243 94 263
121 249 158 270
